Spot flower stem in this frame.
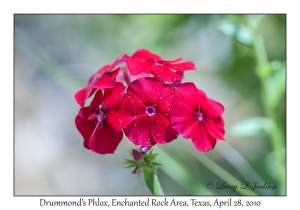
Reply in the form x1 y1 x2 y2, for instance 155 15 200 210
153 172 164 195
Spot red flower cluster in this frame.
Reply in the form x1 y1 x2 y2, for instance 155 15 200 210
75 49 225 154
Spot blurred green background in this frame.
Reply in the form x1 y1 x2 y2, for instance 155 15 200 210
14 14 286 195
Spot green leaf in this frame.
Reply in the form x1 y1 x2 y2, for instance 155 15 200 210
152 162 162 166
218 20 254 46
123 160 139 168
144 169 155 195
230 117 275 137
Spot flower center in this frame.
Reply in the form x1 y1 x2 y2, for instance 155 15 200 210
88 106 106 124
145 105 156 116
97 109 106 121
196 110 204 121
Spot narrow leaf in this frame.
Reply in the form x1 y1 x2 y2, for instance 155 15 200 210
230 117 274 137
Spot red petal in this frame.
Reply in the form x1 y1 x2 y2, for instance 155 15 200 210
110 56 127 69
196 89 208 109
89 90 104 112
152 65 183 83
171 101 196 139
124 115 153 146
126 49 161 76
151 113 177 144
93 68 120 89
88 64 111 85
165 124 179 143
131 48 161 61
122 54 130 60
106 95 135 132
127 77 163 105
74 87 91 107
89 122 123 154
169 61 196 71
203 116 225 140
102 82 125 110
75 108 95 149
126 93 146 116
156 85 175 116
202 97 225 118
174 83 200 110
126 60 152 76
190 122 217 152
163 58 182 63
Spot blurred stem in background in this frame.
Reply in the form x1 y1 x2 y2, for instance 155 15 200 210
246 15 285 194
219 15 286 194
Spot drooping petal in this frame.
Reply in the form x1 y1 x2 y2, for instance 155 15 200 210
162 58 183 63
88 55 125 86
171 101 196 139
152 65 183 83
89 122 123 154
151 113 177 144
127 77 163 105
190 121 217 152
124 114 153 146
74 86 94 107
75 107 95 149
202 97 225 118
169 61 196 71
174 83 200 110
93 68 120 89
102 82 125 110
203 117 225 140
89 90 104 112
156 85 175 116
88 64 111 85
106 95 135 132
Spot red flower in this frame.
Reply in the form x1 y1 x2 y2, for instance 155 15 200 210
124 77 178 146
170 83 225 152
75 55 129 107
126 49 196 83
75 82 134 154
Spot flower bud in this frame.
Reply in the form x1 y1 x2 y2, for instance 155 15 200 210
132 149 142 161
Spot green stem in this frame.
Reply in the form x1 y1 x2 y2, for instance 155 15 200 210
153 172 164 195
247 15 285 194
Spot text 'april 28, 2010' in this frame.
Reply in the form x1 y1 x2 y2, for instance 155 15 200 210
39 198 262 208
